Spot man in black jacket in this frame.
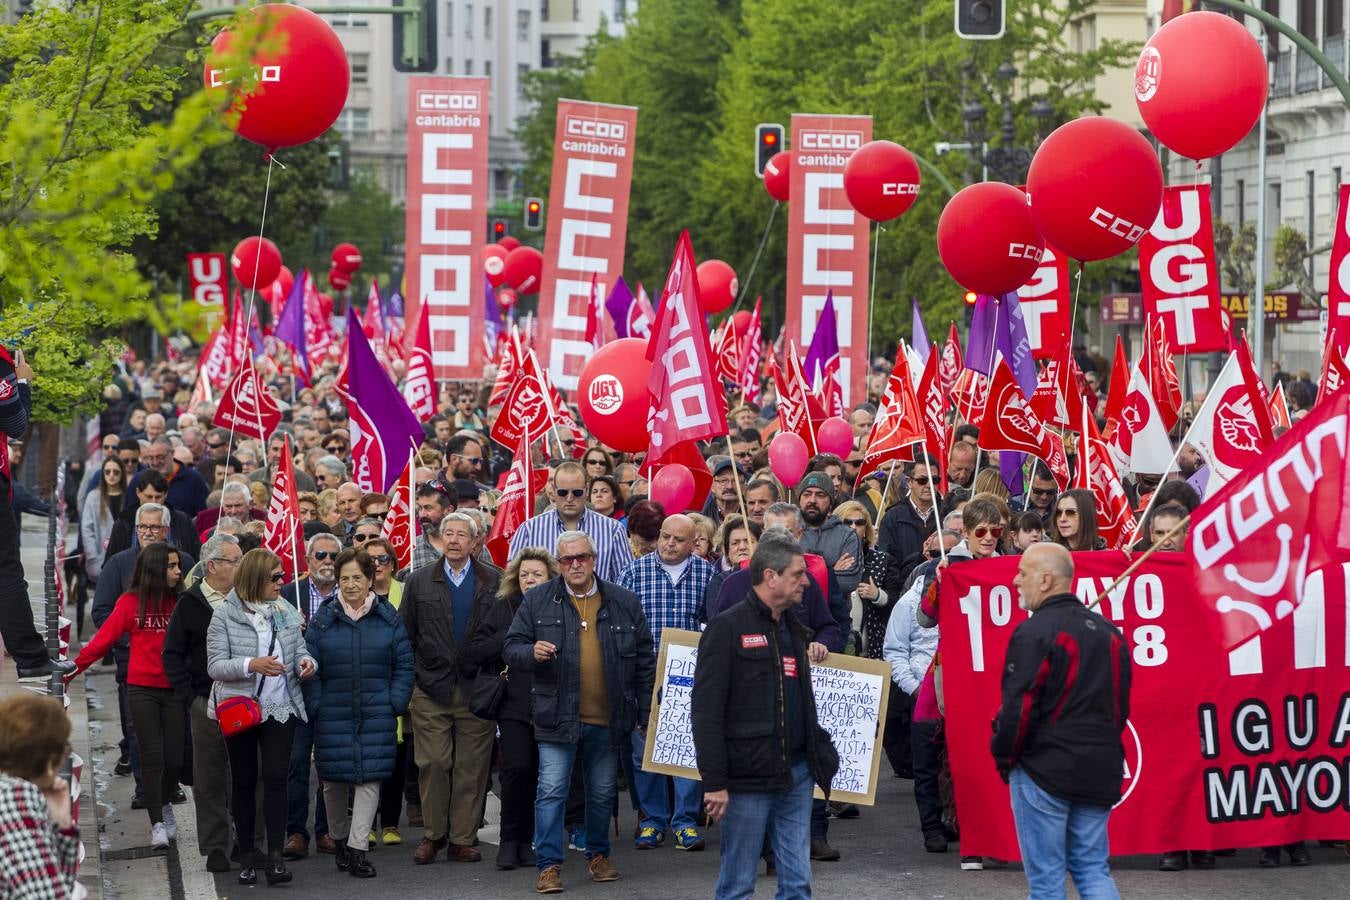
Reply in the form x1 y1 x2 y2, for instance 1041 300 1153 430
993 543 1131 899
162 533 243 873
503 530 654 894
876 457 939 597
692 532 839 899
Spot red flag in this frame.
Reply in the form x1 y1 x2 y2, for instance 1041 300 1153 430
1180 342 1276 493
1074 409 1134 549
714 321 741 385
1142 315 1183 430
857 344 925 484
1325 184 1350 334
488 326 524 408
491 351 576 453
227 290 250 373
1102 334 1130 432
1031 343 1091 432
915 348 951 493
939 324 963 398
264 439 307 580
362 281 386 348
952 368 989 429
739 297 763 405
1187 390 1350 650
774 342 824 455
1318 326 1350 405
644 230 727 467
213 366 283 442
199 325 233 390
303 277 333 370
402 304 436 423
979 361 1070 489
1139 185 1230 353
187 368 213 412
380 452 421 571
486 430 548 567
584 274 604 351
1270 381 1293 429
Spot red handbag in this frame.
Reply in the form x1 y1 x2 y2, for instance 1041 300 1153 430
217 626 276 737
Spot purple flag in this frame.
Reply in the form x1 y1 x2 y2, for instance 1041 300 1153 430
484 276 503 348
911 298 931 361
338 308 425 494
964 294 1000 375
604 277 636 339
274 270 310 384
803 291 841 391
995 293 1038 495
383 287 405 319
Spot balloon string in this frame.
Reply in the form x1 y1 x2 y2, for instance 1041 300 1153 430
867 220 883 365
732 201 778 313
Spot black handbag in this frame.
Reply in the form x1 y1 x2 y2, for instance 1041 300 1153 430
469 666 509 719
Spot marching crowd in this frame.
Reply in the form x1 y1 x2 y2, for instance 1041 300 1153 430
0 339 1338 900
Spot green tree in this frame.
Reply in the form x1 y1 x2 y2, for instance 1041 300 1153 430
308 171 407 304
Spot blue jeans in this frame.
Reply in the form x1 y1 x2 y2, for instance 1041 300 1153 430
1009 767 1119 900
715 761 812 900
534 725 617 870
286 717 328 840
630 729 702 832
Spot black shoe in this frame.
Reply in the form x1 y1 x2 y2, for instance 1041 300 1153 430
16 658 75 681
114 754 132 777
347 849 376 879
207 849 231 873
827 801 860 819
517 843 537 867
238 864 257 886
264 851 292 886
923 833 948 853
1287 843 1312 866
809 839 840 861
942 824 960 842
171 787 187 804
1214 848 1237 857
1159 851 1187 871
1259 847 1281 868
1189 850 1216 869
893 767 914 779
335 841 351 872
131 792 146 810
496 841 518 870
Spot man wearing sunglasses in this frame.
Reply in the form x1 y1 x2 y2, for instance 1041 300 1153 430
1026 465 1059 528
876 457 940 601
509 462 633 581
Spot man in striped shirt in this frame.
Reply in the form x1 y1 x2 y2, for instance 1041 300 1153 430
507 462 632 581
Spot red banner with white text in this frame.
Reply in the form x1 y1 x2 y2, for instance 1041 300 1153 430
187 253 228 309
939 552 1350 860
536 100 638 390
787 114 872 407
1016 245 1071 360
1329 184 1350 335
1139 184 1229 353
403 76 490 381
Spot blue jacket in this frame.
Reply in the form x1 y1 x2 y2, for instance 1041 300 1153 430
303 596 415 784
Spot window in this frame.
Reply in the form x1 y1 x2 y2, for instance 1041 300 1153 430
573 0 581 21
335 108 370 134
1307 170 1317 277
1299 0 1317 39
445 55 455 73
1263 0 1281 51
518 9 531 41
466 3 474 37
1236 179 1246 226
349 53 369 85
485 5 493 39
1328 0 1346 36
542 38 552 68
518 63 531 97
328 13 368 28
614 0 626 23
445 1 453 35
484 60 492 83
466 59 474 75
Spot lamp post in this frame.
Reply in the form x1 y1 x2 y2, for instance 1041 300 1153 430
956 61 1055 183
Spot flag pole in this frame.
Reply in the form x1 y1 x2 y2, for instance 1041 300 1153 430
872 460 897 533
917 419 948 567
1087 515 1189 612
726 431 749 524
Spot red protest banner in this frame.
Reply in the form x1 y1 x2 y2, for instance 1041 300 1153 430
787 114 872 406
1328 184 1350 334
1016 245 1071 360
1139 185 1230 353
536 100 638 390
212 366 282 441
403 76 490 381
187 253 228 307
938 552 1350 860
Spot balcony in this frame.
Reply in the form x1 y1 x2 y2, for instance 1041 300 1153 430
1325 33 1347 90
1272 49 1291 98
1296 50 1320 92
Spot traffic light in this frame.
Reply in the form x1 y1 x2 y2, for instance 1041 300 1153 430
393 0 437 73
523 198 544 231
491 219 507 242
964 291 979 306
955 0 1005 39
755 123 785 177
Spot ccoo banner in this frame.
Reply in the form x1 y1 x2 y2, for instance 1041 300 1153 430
788 114 873 407
404 76 491 382
1139 184 1229 353
1328 183 1350 335
938 552 1350 860
536 99 639 390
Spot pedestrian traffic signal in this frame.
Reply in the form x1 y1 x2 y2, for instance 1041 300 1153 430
755 123 785 177
523 198 544 231
491 219 507 241
393 0 437 73
955 0 1004 40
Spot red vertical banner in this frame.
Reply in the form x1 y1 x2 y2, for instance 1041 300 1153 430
1328 183 1350 333
187 253 228 307
404 76 490 382
787 114 873 407
537 100 639 390
1017 245 1071 359
1139 184 1229 353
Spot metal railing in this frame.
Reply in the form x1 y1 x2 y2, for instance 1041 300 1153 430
1296 50 1320 92
1325 33 1347 90
1272 49 1292 97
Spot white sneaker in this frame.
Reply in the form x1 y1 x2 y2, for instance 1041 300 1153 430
161 805 176 841
150 822 170 849
960 856 984 871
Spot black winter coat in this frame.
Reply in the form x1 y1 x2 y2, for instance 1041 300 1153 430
400 558 501 705
162 583 216 702
464 592 532 723
876 499 937 596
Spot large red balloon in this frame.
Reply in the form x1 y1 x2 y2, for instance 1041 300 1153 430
204 6 350 153
1026 117 1163 262
503 246 544 295
937 183 1045 295
331 243 362 273
495 287 518 311
731 310 752 335
768 433 809 488
498 236 521 252
843 140 921 222
328 267 351 292
696 260 738 314
763 151 790 202
231 236 282 290
271 265 295 298
577 338 652 453
1135 12 1267 161
816 417 854 459
650 464 696 513
482 244 509 287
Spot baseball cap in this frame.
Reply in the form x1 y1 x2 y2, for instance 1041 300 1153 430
709 455 735 477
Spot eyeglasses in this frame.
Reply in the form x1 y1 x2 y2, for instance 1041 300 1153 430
1031 487 1056 497
842 518 869 528
733 450 755 460
421 479 451 496
585 458 607 467
211 555 242 567
353 533 377 543
207 441 225 450
269 572 286 584
972 525 1004 539
555 488 586 499
910 475 931 486
1056 508 1079 518
312 550 338 561
136 523 168 533
371 554 392 565
559 552 595 566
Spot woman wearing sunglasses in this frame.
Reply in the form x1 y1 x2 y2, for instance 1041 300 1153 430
1049 489 1104 552
207 549 316 887
834 500 890 660
581 447 615 478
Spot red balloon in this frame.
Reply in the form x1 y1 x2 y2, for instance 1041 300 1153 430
650 464 696 513
696 260 738 314
482 245 509 288
271 265 294 298
503 246 544 295
495 287 518 311
763 151 790 202
1135 12 1267 161
768 432 810 488
843 140 921 222
577 339 652 453
731 310 752 336
1026 117 1163 262
498 236 521 252
816 417 854 459
204 6 350 153
231 236 282 291
937 183 1045 295
328 267 351 291
317 293 334 318
331 242 362 273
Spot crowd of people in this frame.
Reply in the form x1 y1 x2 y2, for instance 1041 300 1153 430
0 336 1327 899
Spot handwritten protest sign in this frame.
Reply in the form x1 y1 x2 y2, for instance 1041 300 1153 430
641 629 890 805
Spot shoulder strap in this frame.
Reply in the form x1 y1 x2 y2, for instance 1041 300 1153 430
252 625 278 699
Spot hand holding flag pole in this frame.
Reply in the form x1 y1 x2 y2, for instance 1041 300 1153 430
1088 515 1191 612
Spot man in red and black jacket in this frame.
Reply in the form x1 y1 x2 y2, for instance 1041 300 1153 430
0 347 74 680
992 543 1132 899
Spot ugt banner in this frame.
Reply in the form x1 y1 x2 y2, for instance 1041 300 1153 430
403 76 490 381
536 100 638 390
787 114 872 407
1016 244 1071 360
938 552 1350 860
1139 184 1229 353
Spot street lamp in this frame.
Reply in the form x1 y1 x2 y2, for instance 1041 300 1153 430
953 61 1055 183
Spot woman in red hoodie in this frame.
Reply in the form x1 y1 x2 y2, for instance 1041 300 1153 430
70 542 183 849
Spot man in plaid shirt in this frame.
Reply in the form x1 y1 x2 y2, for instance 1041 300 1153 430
508 462 633 580
616 514 714 852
